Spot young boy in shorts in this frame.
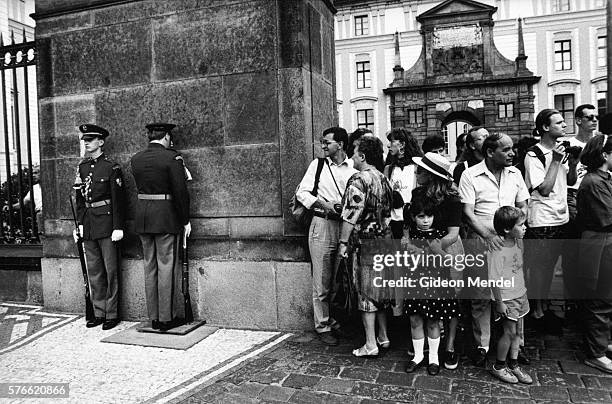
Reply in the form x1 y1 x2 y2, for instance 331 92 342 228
488 206 533 384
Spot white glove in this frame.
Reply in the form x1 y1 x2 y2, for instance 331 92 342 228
73 225 84 243
183 222 191 248
111 229 124 242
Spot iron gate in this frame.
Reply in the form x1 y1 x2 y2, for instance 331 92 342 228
0 30 41 269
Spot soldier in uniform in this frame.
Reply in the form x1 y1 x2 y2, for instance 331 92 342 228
131 123 191 331
73 124 125 330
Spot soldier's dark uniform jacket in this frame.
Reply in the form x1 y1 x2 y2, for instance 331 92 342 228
130 143 190 234
75 154 125 240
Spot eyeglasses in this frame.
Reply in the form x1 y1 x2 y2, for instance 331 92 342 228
320 139 338 147
582 115 599 121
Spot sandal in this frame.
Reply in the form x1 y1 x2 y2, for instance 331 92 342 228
376 337 391 349
352 344 379 358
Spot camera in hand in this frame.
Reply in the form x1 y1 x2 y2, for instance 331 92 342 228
561 141 583 159
333 203 342 214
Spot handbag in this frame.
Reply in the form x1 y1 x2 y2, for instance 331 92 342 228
330 256 358 325
290 158 325 228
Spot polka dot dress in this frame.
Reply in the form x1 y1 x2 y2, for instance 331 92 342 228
404 227 462 321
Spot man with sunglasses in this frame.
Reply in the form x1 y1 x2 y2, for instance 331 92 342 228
562 104 598 303
296 127 357 345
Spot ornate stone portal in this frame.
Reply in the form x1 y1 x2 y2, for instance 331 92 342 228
384 0 540 152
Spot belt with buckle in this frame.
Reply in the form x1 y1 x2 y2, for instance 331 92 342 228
85 199 111 208
138 194 173 200
313 211 341 221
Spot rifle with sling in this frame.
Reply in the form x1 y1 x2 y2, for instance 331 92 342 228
182 235 194 323
69 196 95 322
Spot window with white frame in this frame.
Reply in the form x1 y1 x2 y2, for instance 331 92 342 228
356 61 371 89
498 103 514 118
357 109 374 130
598 35 607 68
354 15 369 36
554 94 575 133
551 0 570 12
554 40 572 71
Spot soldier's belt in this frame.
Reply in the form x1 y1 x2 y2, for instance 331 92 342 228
138 194 173 200
85 199 111 208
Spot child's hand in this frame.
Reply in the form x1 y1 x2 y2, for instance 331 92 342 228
495 301 508 317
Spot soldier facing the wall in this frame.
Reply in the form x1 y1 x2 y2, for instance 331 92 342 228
73 124 126 330
130 123 191 332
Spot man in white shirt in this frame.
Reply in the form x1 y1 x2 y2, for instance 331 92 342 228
459 132 530 367
296 127 357 346
524 109 578 320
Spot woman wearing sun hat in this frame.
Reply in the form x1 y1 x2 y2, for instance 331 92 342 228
403 152 463 375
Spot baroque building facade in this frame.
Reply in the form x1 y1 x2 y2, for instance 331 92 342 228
335 0 608 159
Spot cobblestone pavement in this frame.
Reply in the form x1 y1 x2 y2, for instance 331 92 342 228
2 302 612 403
0 303 290 404
175 315 612 404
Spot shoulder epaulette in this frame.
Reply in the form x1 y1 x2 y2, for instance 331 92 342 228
79 157 92 165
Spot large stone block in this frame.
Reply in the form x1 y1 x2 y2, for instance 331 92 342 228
93 0 228 27
279 0 308 69
54 95 96 157
321 22 334 83
308 4 322 75
223 71 278 145
183 145 281 217
35 37 53 99
0 270 28 301
40 159 59 221
36 12 92 37
55 157 82 219
49 21 151 95
27 271 43 304
152 0 276 80
278 68 314 235
38 101 57 158
41 258 85 313
194 260 278 329
311 75 335 138
95 78 225 154
228 218 284 238
41 258 149 320
118 259 148 320
276 262 312 330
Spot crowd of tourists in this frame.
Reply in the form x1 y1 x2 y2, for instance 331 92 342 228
295 105 612 384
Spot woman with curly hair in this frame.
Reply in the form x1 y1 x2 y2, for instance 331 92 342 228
338 136 394 358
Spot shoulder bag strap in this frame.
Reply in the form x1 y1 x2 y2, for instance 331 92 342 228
311 157 326 197
325 159 343 198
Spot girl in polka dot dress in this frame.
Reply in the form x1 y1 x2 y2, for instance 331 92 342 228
404 191 462 375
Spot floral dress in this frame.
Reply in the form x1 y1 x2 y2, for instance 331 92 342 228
403 225 462 321
341 168 394 312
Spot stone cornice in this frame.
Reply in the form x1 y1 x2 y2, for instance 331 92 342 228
33 0 337 19
384 75 541 93
32 0 133 20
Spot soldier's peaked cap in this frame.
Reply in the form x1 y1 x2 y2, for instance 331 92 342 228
79 124 109 140
146 123 176 132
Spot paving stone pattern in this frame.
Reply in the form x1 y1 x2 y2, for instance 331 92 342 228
178 318 612 404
